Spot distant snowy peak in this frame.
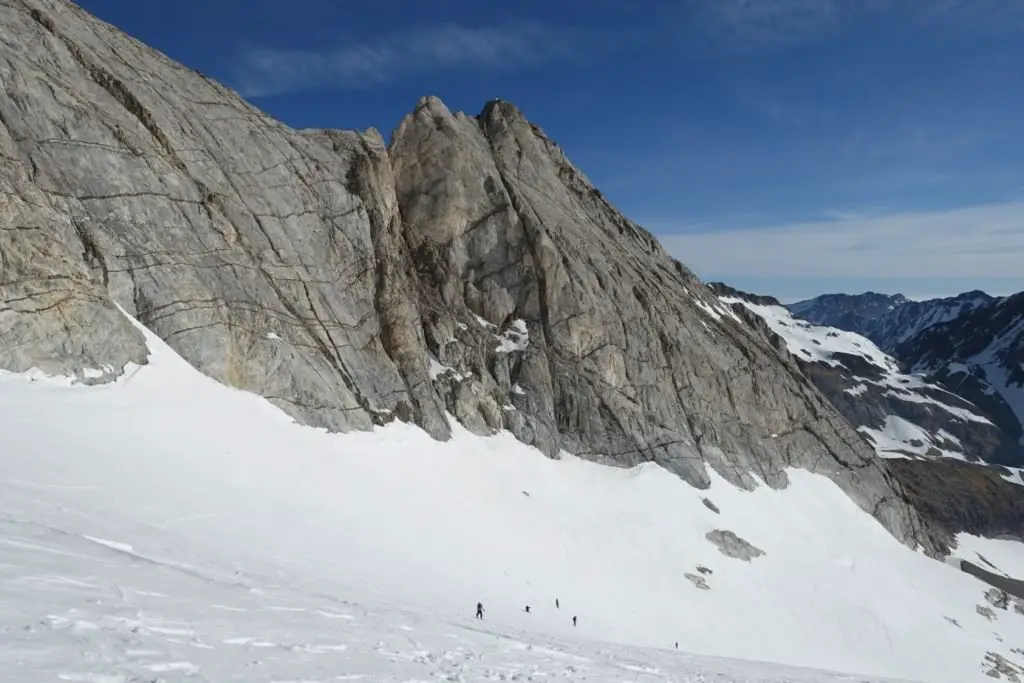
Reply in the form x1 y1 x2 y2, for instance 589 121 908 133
896 292 1024 449
787 290 996 351
711 285 1018 468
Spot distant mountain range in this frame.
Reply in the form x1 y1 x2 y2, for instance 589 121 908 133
786 290 1024 455
712 284 1020 468
788 291 995 351
711 283 1024 543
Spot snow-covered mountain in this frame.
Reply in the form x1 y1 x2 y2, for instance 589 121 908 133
785 287 1024 458
896 292 1024 451
711 284 1018 467
788 291 995 350
787 291 910 340
3 4 1024 682
4 308 1024 683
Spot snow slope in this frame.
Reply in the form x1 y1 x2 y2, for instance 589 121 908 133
2 311 1024 682
720 296 997 464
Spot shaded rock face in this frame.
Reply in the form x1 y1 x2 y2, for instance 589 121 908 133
0 1 937 553
889 459 1024 541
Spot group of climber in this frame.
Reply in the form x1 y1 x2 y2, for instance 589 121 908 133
475 598 576 627
475 600 680 652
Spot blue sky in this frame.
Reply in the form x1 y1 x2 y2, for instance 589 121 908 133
79 0 1024 302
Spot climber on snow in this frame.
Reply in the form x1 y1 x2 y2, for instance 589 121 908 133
476 602 484 619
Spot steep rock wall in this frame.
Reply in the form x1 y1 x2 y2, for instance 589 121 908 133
0 0 938 553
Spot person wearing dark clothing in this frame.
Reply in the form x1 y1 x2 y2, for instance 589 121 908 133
476 602 484 619
555 598 560 609
674 642 678 650
572 615 577 627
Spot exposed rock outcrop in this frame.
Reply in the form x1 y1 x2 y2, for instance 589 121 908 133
705 529 765 562
891 459 1024 541
0 0 939 554
684 573 710 590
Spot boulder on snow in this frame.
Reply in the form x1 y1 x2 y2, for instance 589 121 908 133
978 605 999 621
984 651 1023 681
684 573 710 591
987 587 1011 610
705 529 765 562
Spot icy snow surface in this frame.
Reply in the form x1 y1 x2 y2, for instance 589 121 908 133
858 416 966 461
1 312 1023 682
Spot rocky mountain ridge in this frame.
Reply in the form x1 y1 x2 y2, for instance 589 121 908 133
0 1 941 552
789 290 995 350
897 292 1024 450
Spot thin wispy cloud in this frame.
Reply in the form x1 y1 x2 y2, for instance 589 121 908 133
686 0 849 50
234 22 593 97
684 0 1024 52
656 201 1024 280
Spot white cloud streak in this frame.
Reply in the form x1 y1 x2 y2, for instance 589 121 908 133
686 0 1024 51
234 23 591 97
688 0 849 49
658 202 1024 279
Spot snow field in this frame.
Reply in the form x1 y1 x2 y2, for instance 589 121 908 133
0 311 1022 682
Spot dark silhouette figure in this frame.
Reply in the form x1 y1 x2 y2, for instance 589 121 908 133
476 602 484 619
524 605 531 614
674 641 679 650
555 598 560 609
572 615 577 627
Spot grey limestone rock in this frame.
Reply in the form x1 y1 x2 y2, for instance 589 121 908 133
987 588 1011 610
389 96 938 555
0 0 941 556
0 0 446 435
705 529 765 562
684 573 710 591
984 652 1024 681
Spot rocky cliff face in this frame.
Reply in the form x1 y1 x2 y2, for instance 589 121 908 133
0 0 939 553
